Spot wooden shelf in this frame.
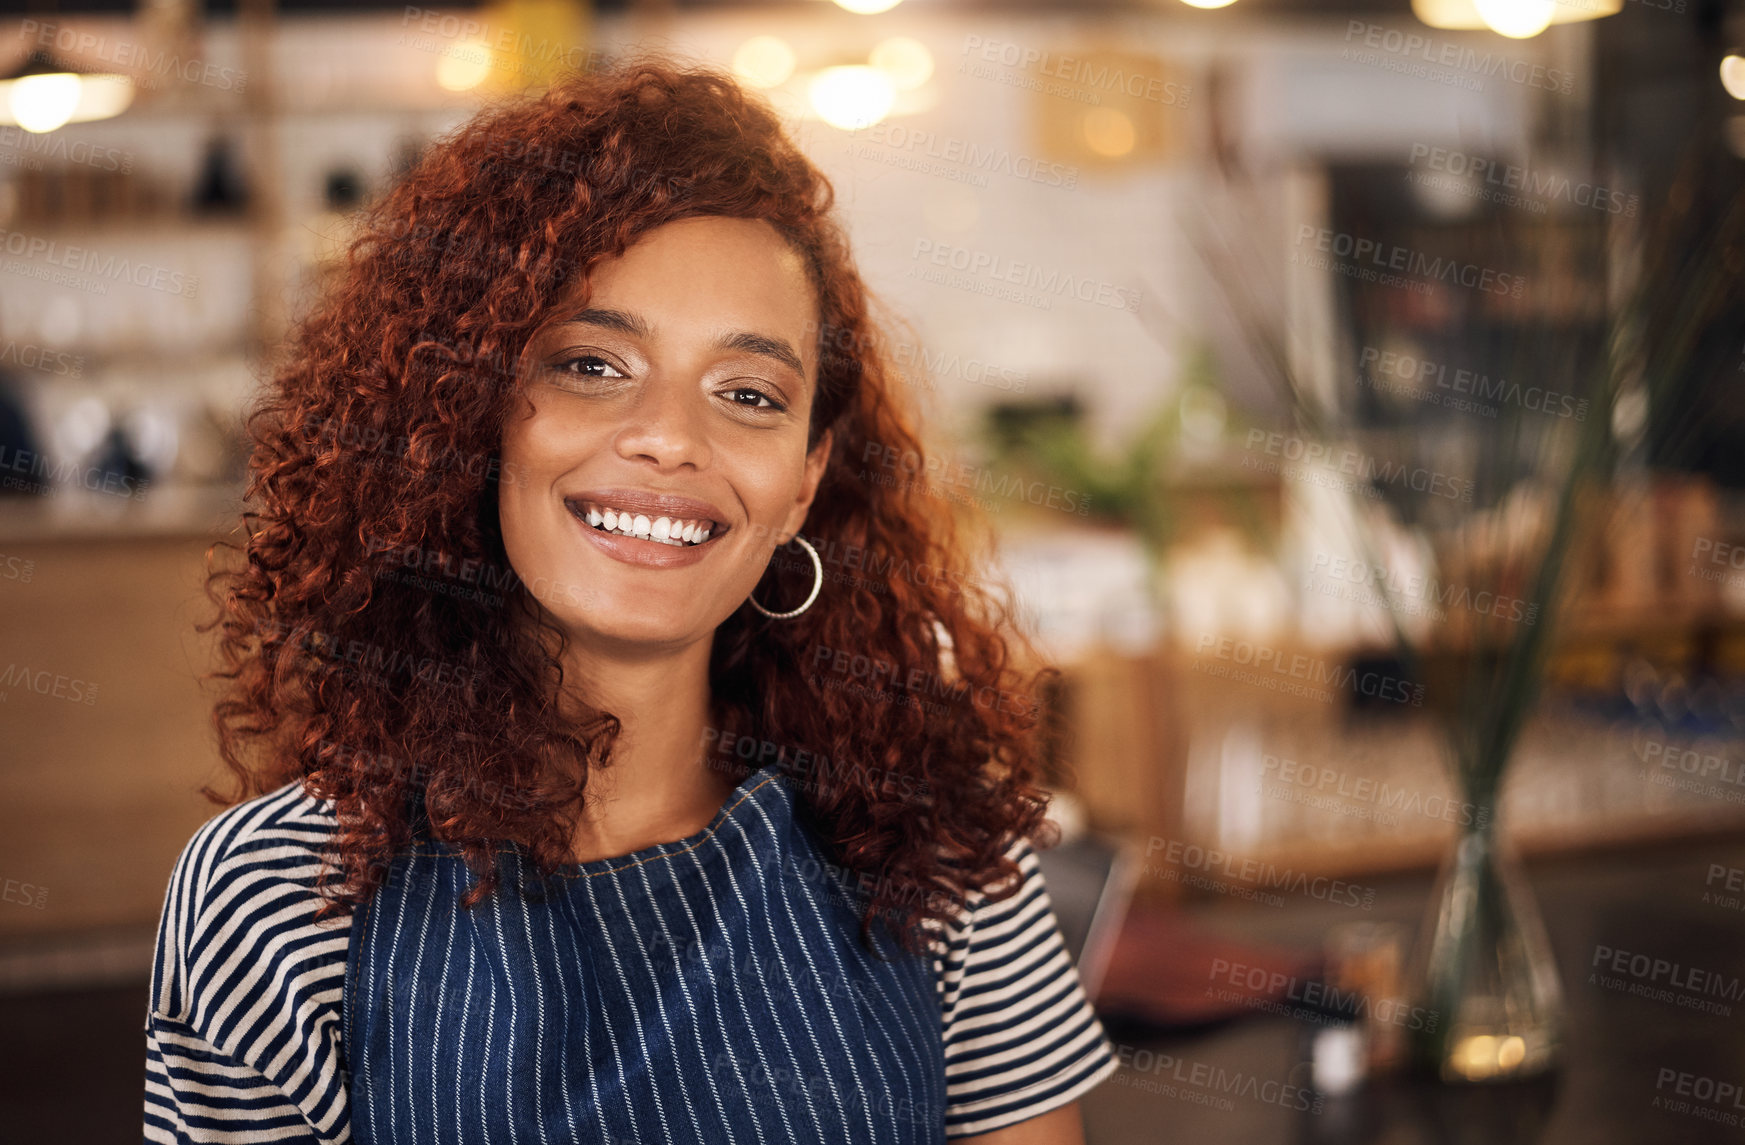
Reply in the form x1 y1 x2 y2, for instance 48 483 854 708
1213 803 1745 886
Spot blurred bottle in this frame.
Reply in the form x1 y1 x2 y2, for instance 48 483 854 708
191 131 248 215
0 373 47 497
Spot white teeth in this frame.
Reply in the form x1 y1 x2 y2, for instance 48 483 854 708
577 501 717 545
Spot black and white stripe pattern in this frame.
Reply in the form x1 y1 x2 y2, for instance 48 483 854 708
937 841 1118 1137
145 778 1116 1142
146 781 354 1142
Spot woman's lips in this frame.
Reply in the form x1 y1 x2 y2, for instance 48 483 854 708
568 502 724 568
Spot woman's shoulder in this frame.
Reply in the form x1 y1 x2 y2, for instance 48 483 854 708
150 776 349 1027
928 833 1055 993
933 832 1120 1135
158 776 344 931
937 834 1046 940
147 777 355 1141
178 774 342 863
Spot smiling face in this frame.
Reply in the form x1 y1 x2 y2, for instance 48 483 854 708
498 214 833 654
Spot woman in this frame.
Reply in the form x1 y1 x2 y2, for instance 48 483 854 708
146 56 1117 1144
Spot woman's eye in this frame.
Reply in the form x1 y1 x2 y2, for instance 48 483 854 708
554 355 626 380
726 387 785 411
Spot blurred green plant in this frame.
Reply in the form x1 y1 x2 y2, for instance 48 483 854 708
977 342 1261 567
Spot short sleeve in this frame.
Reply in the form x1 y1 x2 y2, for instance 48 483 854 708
144 781 354 1144
146 1013 331 1143
936 835 1119 1137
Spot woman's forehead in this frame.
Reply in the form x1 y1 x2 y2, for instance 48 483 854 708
539 218 821 369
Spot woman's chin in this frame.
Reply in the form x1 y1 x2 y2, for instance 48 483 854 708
550 598 722 652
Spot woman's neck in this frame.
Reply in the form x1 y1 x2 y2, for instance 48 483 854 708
554 632 741 865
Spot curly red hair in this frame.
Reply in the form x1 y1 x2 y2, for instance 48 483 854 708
200 55 1061 955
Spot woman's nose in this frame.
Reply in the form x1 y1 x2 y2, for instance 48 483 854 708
611 374 711 471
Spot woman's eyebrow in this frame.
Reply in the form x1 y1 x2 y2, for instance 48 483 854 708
562 307 805 379
715 330 805 380
563 307 650 338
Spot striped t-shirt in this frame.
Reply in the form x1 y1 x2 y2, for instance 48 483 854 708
145 773 1118 1142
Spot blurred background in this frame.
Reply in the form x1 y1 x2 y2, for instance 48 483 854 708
1 0 1743 1140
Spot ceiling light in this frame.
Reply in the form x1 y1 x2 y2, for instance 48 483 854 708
869 37 932 90
809 65 896 130
1472 0 1557 36
435 40 494 92
1722 55 1745 101
734 36 797 89
0 49 133 132
1412 0 1620 36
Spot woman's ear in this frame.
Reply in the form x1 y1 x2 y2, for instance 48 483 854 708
780 428 834 543
805 428 834 492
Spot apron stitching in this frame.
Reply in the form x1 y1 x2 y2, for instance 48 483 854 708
394 774 778 880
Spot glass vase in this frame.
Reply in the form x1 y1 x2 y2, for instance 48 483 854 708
1409 809 1565 1083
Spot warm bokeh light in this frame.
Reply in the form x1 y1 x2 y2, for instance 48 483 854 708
70 73 133 122
832 0 903 12
869 37 933 91
435 39 495 92
732 36 797 89
1413 0 1619 33
1179 0 1240 11
1448 1035 1529 1080
1081 106 1137 157
1473 0 1557 38
9 72 82 133
808 65 896 130
1722 55 1745 101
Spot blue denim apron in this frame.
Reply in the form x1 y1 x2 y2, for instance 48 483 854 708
344 768 948 1144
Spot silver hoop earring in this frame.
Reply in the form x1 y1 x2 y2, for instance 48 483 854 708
749 535 822 619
